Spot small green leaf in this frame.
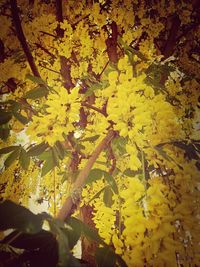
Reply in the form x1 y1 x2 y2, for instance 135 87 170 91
80 135 100 142
13 111 29 124
27 142 48 157
55 141 65 160
0 146 18 155
26 74 47 85
0 200 44 233
4 147 21 168
89 185 109 203
85 82 103 97
25 86 49 99
103 186 114 207
66 217 104 245
123 168 140 177
52 146 60 167
57 230 70 267
38 149 52 160
61 173 68 183
41 151 55 176
63 222 81 250
95 247 116 267
19 148 30 170
48 220 70 267
0 111 12 125
104 172 118 194
154 146 171 162
86 168 104 184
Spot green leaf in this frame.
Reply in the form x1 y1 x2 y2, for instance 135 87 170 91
103 186 114 207
154 146 171 162
0 200 44 233
27 142 48 157
57 230 70 267
88 185 109 203
0 128 10 140
63 220 81 250
25 86 49 99
52 147 60 167
19 148 30 170
123 168 140 177
85 82 103 97
86 168 104 184
111 136 127 156
55 141 65 160
1 100 20 112
38 149 52 160
104 172 118 194
13 111 29 124
95 247 116 267
4 147 21 168
41 150 55 176
48 220 70 267
80 135 100 142
26 74 47 85
0 146 18 155
66 217 104 245
118 36 147 61
0 111 12 125
3 229 57 254
61 173 68 183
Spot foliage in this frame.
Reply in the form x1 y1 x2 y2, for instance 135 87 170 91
0 0 200 266
0 200 126 267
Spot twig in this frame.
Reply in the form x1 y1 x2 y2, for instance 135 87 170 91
82 102 108 117
40 31 57 38
56 130 115 220
10 0 41 77
35 43 56 58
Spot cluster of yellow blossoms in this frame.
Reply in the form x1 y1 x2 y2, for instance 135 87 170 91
0 0 200 266
26 86 80 146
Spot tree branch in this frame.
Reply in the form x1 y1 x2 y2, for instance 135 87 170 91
162 14 181 59
106 21 118 63
10 0 41 77
35 43 56 58
56 130 115 220
82 102 108 117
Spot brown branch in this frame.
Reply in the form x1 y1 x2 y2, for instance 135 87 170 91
106 21 118 63
56 130 115 220
38 62 60 74
54 1 74 90
40 31 57 38
107 143 116 175
55 0 63 22
35 43 56 58
162 14 181 59
10 0 41 77
82 102 108 117
55 0 64 37
60 56 75 90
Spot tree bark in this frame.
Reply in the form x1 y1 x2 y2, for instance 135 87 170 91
56 130 115 220
10 0 41 77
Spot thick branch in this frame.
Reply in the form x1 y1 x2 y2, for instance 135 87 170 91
162 14 181 59
106 21 118 63
55 0 64 37
55 0 63 22
10 0 41 77
57 130 115 221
